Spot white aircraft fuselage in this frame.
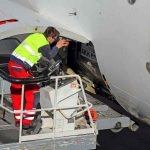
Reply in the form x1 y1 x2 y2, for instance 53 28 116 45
0 0 150 125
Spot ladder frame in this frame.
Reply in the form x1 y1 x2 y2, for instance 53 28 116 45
0 74 96 143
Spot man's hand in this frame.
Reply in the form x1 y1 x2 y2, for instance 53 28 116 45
56 40 69 49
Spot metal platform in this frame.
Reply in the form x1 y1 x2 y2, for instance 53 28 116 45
0 105 96 150
0 120 96 150
0 93 132 150
86 94 130 131
0 74 133 150
0 133 96 150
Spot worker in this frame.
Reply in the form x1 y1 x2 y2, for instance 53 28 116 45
8 26 69 133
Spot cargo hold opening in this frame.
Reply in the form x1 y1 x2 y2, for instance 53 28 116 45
57 38 114 98
0 33 113 99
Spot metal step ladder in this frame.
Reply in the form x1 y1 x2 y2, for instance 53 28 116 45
0 74 136 150
0 75 97 149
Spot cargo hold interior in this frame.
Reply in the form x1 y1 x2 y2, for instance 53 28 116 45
0 33 113 98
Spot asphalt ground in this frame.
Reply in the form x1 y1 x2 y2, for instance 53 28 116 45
94 95 150 150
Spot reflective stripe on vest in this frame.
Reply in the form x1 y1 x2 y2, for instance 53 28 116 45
21 42 41 59
12 51 34 66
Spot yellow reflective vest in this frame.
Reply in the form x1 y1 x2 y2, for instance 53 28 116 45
12 33 49 67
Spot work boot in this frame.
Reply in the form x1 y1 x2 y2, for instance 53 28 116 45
15 122 20 127
22 114 42 135
26 118 42 135
22 124 30 129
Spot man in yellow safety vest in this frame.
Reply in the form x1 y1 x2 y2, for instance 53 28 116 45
8 26 69 134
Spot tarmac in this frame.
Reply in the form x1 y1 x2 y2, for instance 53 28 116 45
94 95 150 150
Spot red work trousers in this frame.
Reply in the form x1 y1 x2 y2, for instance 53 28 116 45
8 61 39 125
